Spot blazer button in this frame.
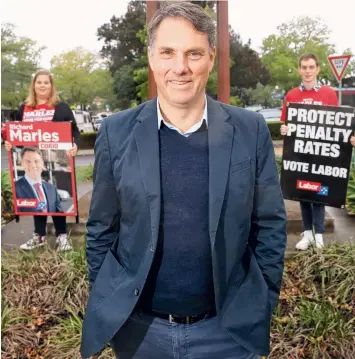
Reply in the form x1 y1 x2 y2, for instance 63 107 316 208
149 245 154 252
134 288 139 296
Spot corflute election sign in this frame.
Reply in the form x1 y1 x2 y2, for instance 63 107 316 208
281 103 355 208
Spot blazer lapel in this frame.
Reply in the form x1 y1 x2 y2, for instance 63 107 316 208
207 98 234 246
134 99 161 246
21 178 37 198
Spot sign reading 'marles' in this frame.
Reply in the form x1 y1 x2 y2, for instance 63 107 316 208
281 103 355 208
6 121 78 216
7 122 73 149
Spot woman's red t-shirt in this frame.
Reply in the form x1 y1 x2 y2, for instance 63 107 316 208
22 103 55 122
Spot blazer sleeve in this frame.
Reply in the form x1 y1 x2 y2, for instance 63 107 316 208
248 115 287 312
85 120 121 289
55 102 81 146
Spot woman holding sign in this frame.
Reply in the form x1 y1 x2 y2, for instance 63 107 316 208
280 53 355 250
4 69 80 251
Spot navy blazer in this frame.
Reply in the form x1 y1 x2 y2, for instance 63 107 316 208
15 176 63 213
81 97 287 358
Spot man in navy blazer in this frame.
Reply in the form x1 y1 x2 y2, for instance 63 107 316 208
82 3 287 359
15 147 63 213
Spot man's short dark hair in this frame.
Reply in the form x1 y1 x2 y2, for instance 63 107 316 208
147 1 216 51
21 147 43 159
299 53 319 67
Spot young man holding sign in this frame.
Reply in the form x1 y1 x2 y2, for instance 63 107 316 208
280 53 355 250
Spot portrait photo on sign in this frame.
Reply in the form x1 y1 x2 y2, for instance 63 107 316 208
6 121 78 216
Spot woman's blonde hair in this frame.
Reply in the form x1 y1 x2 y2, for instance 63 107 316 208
25 69 60 108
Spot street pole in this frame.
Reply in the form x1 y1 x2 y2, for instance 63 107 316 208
147 1 158 100
338 79 342 106
217 0 230 104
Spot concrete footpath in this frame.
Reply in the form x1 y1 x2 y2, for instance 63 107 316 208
1 182 93 251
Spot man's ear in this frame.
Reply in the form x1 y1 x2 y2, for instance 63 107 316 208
209 47 216 73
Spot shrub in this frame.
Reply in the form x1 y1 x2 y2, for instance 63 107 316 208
267 121 283 141
271 244 355 358
2 239 354 358
346 168 355 215
75 165 94 184
1 171 14 223
79 132 97 149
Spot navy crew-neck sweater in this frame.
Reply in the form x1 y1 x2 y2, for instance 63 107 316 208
141 122 215 316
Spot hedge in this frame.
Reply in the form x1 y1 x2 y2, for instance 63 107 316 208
79 132 97 149
266 120 283 141
79 122 283 150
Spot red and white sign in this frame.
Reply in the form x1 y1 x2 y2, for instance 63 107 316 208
328 55 352 82
6 121 78 217
16 199 38 208
6 122 73 149
296 180 321 192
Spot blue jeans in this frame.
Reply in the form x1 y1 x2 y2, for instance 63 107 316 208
110 311 260 359
300 201 325 234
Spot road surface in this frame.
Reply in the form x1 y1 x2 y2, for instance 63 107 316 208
1 146 95 170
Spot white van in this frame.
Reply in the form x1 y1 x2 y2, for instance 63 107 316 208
72 110 94 133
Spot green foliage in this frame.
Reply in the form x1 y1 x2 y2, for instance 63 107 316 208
230 31 270 90
1 170 14 222
229 96 243 107
78 132 97 150
206 67 218 96
1 23 44 108
50 48 113 108
261 16 337 91
75 166 94 184
272 244 355 358
248 83 279 108
267 121 283 141
97 1 146 73
275 155 282 174
2 244 355 358
346 167 355 214
1 246 91 358
112 65 137 109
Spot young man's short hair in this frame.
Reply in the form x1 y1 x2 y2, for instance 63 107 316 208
299 53 319 67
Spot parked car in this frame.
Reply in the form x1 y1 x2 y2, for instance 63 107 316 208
245 105 263 112
93 118 104 131
91 115 99 123
57 189 71 200
92 112 112 131
256 108 282 122
72 110 94 133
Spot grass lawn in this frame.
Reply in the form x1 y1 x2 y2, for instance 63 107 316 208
75 165 94 184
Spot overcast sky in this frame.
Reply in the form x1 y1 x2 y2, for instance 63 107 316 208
2 0 355 68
